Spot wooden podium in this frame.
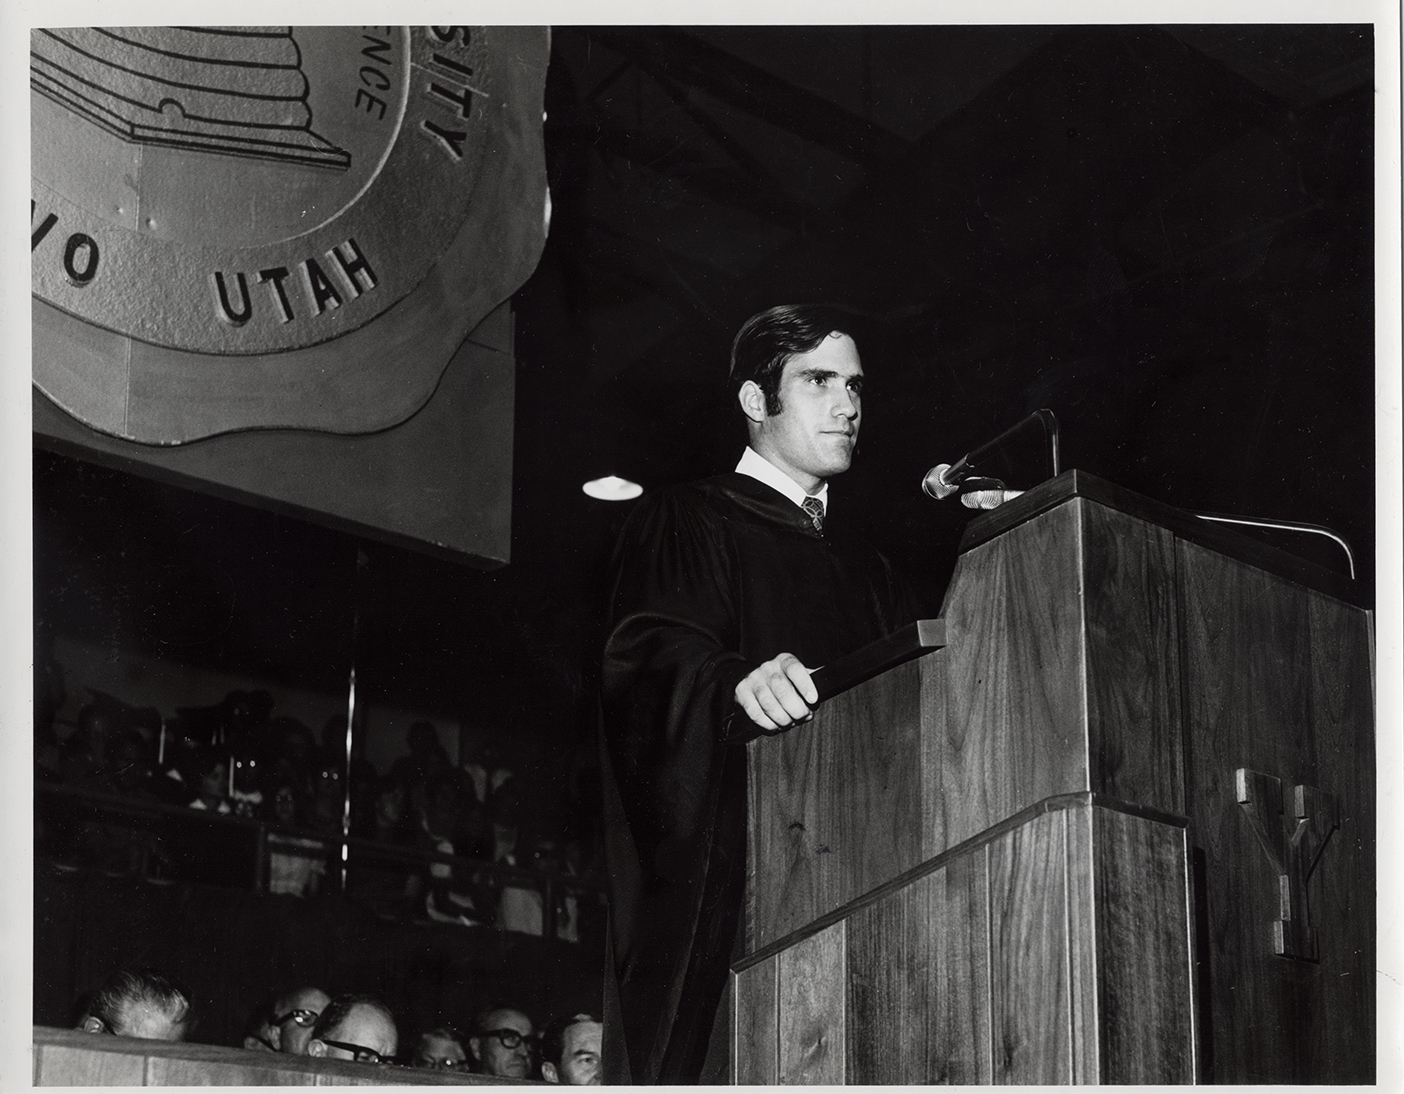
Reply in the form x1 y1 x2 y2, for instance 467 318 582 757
732 471 1374 1084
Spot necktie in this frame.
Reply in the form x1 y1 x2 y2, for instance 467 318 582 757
801 495 824 535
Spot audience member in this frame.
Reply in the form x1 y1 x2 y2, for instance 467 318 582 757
186 747 231 813
390 721 451 792
229 739 264 819
539 1014 602 1085
529 835 581 943
414 772 491 926
458 724 516 812
409 1025 469 1070
266 717 319 803
221 689 274 750
346 777 417 920
307 747 347 836
76 968 193 1041
59 703 117 788
267 781 327 897
491 782 547 935
468 1005 535 1080
304 993 398 1064
242 985 331 1053
369 778 411 844
104 727 158 801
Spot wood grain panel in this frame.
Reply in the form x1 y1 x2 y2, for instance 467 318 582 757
938 503 1090 851
1062 801 1099 1083
931 852 992 1084
1178 542 1373 1082
748 657 927 951
917 657 951 860
34 1040 148 1085
1300 587 1375 1079
146 1055 318 1085
732 957 779 1084
777 921 846 1084
987 808 1071 1084
1092 807 1195 1083
960 470 1364 609
845 884 906 1082
1079 501 1184 813
900 872 939 1084
31 1027 485 1085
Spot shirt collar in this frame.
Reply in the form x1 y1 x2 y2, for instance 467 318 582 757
735 446 828 514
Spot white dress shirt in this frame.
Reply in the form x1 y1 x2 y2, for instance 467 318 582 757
735 446 828 516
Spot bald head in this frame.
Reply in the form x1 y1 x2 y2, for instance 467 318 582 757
306 995 398 1064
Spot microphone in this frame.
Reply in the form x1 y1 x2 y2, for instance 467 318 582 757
922 408 1061 503
921 463 962 500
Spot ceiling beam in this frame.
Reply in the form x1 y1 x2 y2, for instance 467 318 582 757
584 113 815 232
584 28 913 168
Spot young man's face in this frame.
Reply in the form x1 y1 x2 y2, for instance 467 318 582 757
746 332 864 493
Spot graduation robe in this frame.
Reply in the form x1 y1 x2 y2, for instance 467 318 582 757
599 471 913 1084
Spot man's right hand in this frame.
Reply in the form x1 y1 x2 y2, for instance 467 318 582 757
734 653 818 732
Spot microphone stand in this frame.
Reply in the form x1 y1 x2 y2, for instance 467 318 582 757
924 408 1060 499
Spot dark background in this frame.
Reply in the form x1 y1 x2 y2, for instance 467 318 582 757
35 23 1375 799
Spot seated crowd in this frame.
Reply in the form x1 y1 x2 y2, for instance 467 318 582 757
36 682 602 935
74 967 603 1084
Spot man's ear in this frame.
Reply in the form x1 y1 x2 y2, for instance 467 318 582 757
79 1016 104 1034
541 1062 560 1083
266 1024 282 1051
306 1039 327 1058
468 1037 485 1062
738 380 767 424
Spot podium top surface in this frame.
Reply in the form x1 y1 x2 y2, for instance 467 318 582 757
959 470 1367 610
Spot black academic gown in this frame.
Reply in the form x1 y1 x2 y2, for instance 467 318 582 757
599 471 913 1084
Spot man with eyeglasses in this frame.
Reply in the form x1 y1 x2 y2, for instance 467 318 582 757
467 1005 536 1080
303 993 398 1066
242 985 330 1055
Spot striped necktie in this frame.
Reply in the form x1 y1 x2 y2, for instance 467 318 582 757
801 495 824 535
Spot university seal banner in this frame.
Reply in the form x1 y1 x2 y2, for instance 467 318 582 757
32 26 550 443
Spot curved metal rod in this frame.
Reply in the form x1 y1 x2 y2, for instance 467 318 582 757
1193 511 1355 580
938 408 1061 489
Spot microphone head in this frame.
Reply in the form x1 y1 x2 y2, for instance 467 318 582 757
922 464 959 500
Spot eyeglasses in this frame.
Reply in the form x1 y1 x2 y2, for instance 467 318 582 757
318 1037 387 1064
272 1008 319 1028
479 1027 534 1050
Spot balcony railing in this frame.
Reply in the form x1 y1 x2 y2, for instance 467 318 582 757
35 779 605 944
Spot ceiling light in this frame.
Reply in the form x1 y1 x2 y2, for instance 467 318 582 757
582 475 643 501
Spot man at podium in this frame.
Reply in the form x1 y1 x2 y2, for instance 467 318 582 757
599 304 916 1083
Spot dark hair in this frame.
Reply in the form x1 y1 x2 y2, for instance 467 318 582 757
729 303 855 417
472 1002 531 1034
412 1025 466 1059
538 1013 600 1069
88 968 194 1036
311 993 396 1043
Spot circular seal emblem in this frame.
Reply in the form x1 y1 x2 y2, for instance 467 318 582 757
32 26 496 355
